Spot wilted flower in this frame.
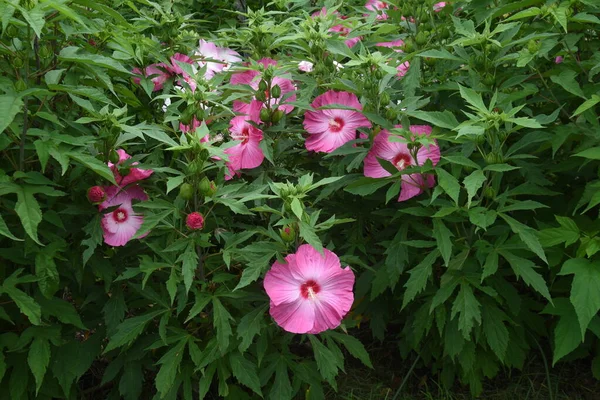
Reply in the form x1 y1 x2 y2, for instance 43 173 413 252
263 244 355 334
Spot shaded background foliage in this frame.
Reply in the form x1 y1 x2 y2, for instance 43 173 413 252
1 0 600 399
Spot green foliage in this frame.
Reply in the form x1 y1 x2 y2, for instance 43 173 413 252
1 0 600 398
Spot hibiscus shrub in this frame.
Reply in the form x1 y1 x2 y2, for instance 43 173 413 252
2 0 600 398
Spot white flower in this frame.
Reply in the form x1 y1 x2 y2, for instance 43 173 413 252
333 61 344 71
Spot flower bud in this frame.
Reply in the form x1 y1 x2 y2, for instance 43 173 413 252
179 183 194 200
255 90 267 102
109 149 121 164
198 177 211 196
271 84 281 99
380 92 391 105
87 186 106 204
207 181 217 197
15 79 27 92
415 31 428 46
484 186 496 199
258 79 268 93
186 212 204 230
280 225 296 242
260 108 271 123
271 109 284 123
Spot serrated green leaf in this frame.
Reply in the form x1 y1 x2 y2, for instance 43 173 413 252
433 219 453 266
0 94 24 134
437 168 461 205
463 169 486 208
155 340 186 397
402 250 440 308
328 331 373 368
166 175 184 194
499 250 551 301
407 110 460 129
572 95 600 117
0 214 21 241
482 306 509 361
28 338 50 394
237 305 267 353
308 336 340 386
290 197 303 219
451 284 482 340
344 177 390 196
269 358 292 400
500 214 547 263
67 152 117 184
229 352 262 396
550 69 586 99
558 258 600 338
104 310 165 353
186 292 212 322
213 297 233 354
299 221 323 254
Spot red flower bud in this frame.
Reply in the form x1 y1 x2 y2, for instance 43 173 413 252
186 212 205 230
87 186 106 204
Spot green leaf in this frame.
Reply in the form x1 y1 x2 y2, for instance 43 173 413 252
451 284 482 340
324 38 355 59
185 292 212 322
402 250 440 308
483 164 520 172
119 362 143 400
178 242 198 294
573 147 600 160
443 155 481 169
2 270 41 325
463 169 486 208
155 340 186 397
38 297 85 329
270 359 292 400
14 185 43 245
229 352 262 396
433 219 453 266
308 336 340 386
104 310 165 352
299 221 323 254
505 7 541 21
237 305 267 353
328 331 373 368
458 85 487 112
20 5 45 37
52 337 102 397
418 49 464 62
407 110 459 129
166 175 184 194
213 297 233 354
35 251 60 298
0 214 21 241
437 168 461 205
499 214 547 263
290 197 303 219
59 46 131 74
482 306 509 361
28 338 50 394
481 250 499 281
550 70 586 99
344 177 390 196
543 299 582 365
67 152 117 184
558 258 600 338
499 250 551 301
573 95 600 117
0 94 24 134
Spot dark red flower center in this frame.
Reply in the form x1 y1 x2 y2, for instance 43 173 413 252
112 208 128 223
329 117 345 133
300 280 321 300
241 126 250 144
393 152 412 170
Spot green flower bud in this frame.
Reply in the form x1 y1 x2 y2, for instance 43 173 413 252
482 73 495 86
374 69 384 80
207 181 217 197
15 79 27 92
198 177 211 196
255 90 267 102
271 84 281 99
109 149 121 164
527 39 540 54
258 79 268 93
280 225 296 242
484 186 496 199
5 24 18 39
402 38 415 53
260 108 271 123
271 109 284 123
415 31 428 46
179 183 194 200
13 55 24 69
380 92 391 105
385 107 397 120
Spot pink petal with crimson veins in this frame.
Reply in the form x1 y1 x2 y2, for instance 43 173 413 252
416 141 441 166
263 260 302 306
269 299 316 334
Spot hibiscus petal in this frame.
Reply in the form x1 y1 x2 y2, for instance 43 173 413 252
269 299 316 334
264 261 302 306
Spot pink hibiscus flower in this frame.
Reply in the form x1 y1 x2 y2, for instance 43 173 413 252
99 185 148 247
132 63 171 91
303 90 372 153
230 58 296 114
263 244 355 334
195 39 241 80
363 125 441 202
376 39 405 52
167 53 195 76
365 0 389 20
433 2 447 12
224 100 265 180
109 149 154 187
397 61 410 78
